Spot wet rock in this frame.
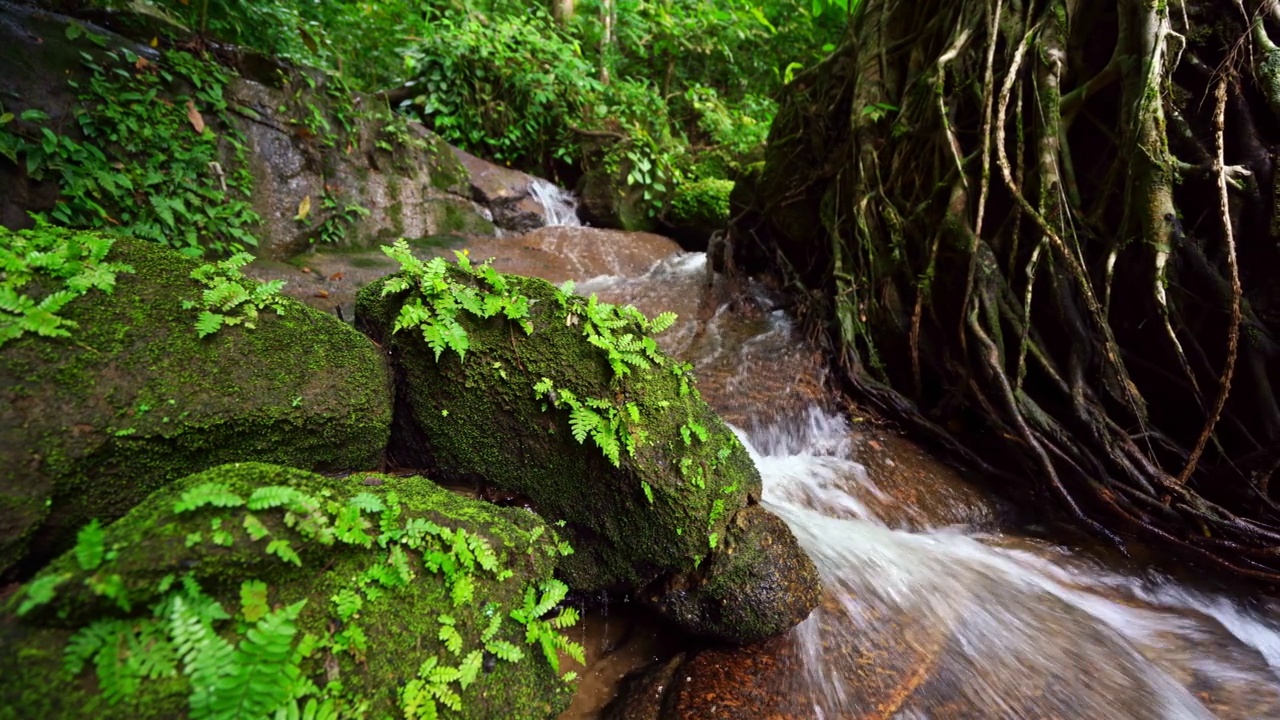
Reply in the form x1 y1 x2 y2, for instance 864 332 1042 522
649 506 820 643
0 233 391 578
577 166 653 232
356 266 820 642
224 76 496 258
2 462 573 719
453 147 562 232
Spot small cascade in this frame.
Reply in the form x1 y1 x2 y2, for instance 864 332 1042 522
529 178 583 227
737 411 1280 719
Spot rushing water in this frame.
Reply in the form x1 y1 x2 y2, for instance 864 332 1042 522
561 238 1280 719
529 178 583 227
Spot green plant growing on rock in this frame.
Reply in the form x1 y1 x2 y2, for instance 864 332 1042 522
0 44 260 257
183 252 288 337
11 464 583 719
0 222 134 347
668 178 734 226
380 240 532 361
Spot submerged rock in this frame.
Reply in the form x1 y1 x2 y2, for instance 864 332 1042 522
1 462 576 719
355 257 820 642
0 235 391 578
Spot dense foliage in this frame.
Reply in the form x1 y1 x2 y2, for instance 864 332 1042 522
48 0 847 222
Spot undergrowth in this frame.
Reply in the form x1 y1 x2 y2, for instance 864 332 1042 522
0 39 260 257
0 221 134 348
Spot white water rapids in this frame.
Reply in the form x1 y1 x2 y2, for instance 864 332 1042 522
576 246 1280 718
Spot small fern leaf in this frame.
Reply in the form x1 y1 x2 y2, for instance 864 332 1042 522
649 311 677 334
266 539 302 567
458 650 483 689
485 639 524 663
173 483 245 514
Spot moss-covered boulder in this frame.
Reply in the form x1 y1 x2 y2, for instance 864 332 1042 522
355 249 820 642
0 233 392 578
575 166 654 232
0 462 577 719
661 178 734 251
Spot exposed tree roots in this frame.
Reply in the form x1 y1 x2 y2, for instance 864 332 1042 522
724 0 1280 579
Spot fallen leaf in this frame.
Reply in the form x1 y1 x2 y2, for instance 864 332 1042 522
150 36 159 48
135 56 150 71
313 290 330 299
185 100 205 133
301 267 313 274
328 272 345 281
294 195 312 221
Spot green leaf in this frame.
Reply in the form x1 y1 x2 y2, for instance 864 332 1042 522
74 519 106 571
239 580 270 622
173 483 245 513
195 311 224 338
17 573 68 616
266 539 302 567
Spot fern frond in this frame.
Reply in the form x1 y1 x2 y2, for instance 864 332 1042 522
211 600 305 719
173 483 245 514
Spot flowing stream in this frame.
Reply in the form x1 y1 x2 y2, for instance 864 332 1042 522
563 239 1280 718
251 195 1280 718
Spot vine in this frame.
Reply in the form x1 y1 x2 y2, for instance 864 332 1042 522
0 40 260 257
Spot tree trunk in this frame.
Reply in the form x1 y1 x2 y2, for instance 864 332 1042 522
599 0 614 84
726 0 1280 579
551 0 574 25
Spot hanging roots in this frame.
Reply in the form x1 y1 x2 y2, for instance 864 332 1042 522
726 0 1280 579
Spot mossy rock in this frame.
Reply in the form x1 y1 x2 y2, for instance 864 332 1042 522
0 462 574 719
0 235 392 578
668 179 733 229
662 178 734 251
575 166 654 232
355 264 820 642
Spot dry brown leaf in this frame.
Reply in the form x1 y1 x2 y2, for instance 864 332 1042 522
185 100 205 134
329 272 345 281
294 194 312 221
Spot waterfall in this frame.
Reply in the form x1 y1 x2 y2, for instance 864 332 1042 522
529 178 582 227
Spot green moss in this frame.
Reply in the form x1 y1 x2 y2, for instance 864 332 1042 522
669 178 734 227
2 463 573 719
427 198 496 236
355 269 762 593
0 237 392 577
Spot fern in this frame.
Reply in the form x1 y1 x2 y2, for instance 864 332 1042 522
247 486 320 514
212 601 307 720
437 615 463 654
381 239 535 363
243 513 271 541
0 223 133 348
173 483 246 513
17 572 68 616
74 519 106 571
266 539 302 567
331 588 363 622
240 580 270 622
273 698 340 720
185 252 287 337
